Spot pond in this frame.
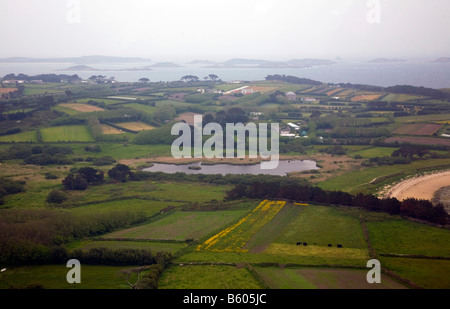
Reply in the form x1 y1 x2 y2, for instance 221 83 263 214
142 160 319 176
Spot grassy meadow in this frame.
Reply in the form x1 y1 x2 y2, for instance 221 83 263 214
40 125 95 142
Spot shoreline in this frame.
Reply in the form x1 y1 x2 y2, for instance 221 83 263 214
383 170 450 202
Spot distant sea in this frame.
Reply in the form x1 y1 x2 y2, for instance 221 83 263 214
1 60 450 89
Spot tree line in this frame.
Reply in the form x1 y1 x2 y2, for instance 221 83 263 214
2 73 81 83
225 180 449 225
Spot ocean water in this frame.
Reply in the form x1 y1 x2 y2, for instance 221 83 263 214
1 60 449 88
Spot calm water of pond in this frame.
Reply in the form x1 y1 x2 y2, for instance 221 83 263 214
142 160 318 176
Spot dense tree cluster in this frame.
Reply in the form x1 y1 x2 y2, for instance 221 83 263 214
62 167 105 190
0 209 147 265
70 247 172 266
0 144 74 166
392 145 430 158
108 164 133 182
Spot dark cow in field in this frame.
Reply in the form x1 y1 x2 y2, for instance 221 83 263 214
303 242 307 246
337 244 343 248
296 242 301 246
328 244 332 247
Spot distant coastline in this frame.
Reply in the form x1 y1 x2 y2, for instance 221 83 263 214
59 65 153 72
434 57 450 63
1 57 449 88
369 58 406 63
0 55 152 64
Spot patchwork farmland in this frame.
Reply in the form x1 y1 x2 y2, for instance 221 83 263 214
0 73 449 292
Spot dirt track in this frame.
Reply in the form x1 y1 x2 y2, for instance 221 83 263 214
385 171 450 201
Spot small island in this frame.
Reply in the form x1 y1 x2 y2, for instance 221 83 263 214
59 65 100 71
150 62 183 68
369 58 406 63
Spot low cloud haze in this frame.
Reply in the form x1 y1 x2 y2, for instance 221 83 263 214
1 0 449 61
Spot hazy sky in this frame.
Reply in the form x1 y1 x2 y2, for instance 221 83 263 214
1 0 449 62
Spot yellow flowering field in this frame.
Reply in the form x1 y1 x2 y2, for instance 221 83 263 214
197 200 286 253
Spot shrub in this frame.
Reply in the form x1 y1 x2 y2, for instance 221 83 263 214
62 173 88 190
108 164 132 182
0 177 25 195
45 173 58 180
46 189 68 204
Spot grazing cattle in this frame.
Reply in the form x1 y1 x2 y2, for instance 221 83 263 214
296 242 301 246
303 242 308 246
328 244 332 247
337 244 343 248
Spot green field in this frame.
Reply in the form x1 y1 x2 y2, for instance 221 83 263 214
0 265 130 289
381 93 424 102
60 181 230 208
76 240 187 253
75 98 126 105
159 265 264 289
253 267 406 289
40 125 95 142
69 198 183 217
366 219 450 257
0 130 37 142
274 206 367 249
150 182 232 203
23 85 62 96
52 105 82 116
379 257 450 289
118 103 157 114
104 210 248 241
350 147 398 158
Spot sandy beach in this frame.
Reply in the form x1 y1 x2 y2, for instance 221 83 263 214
384 171 450 201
